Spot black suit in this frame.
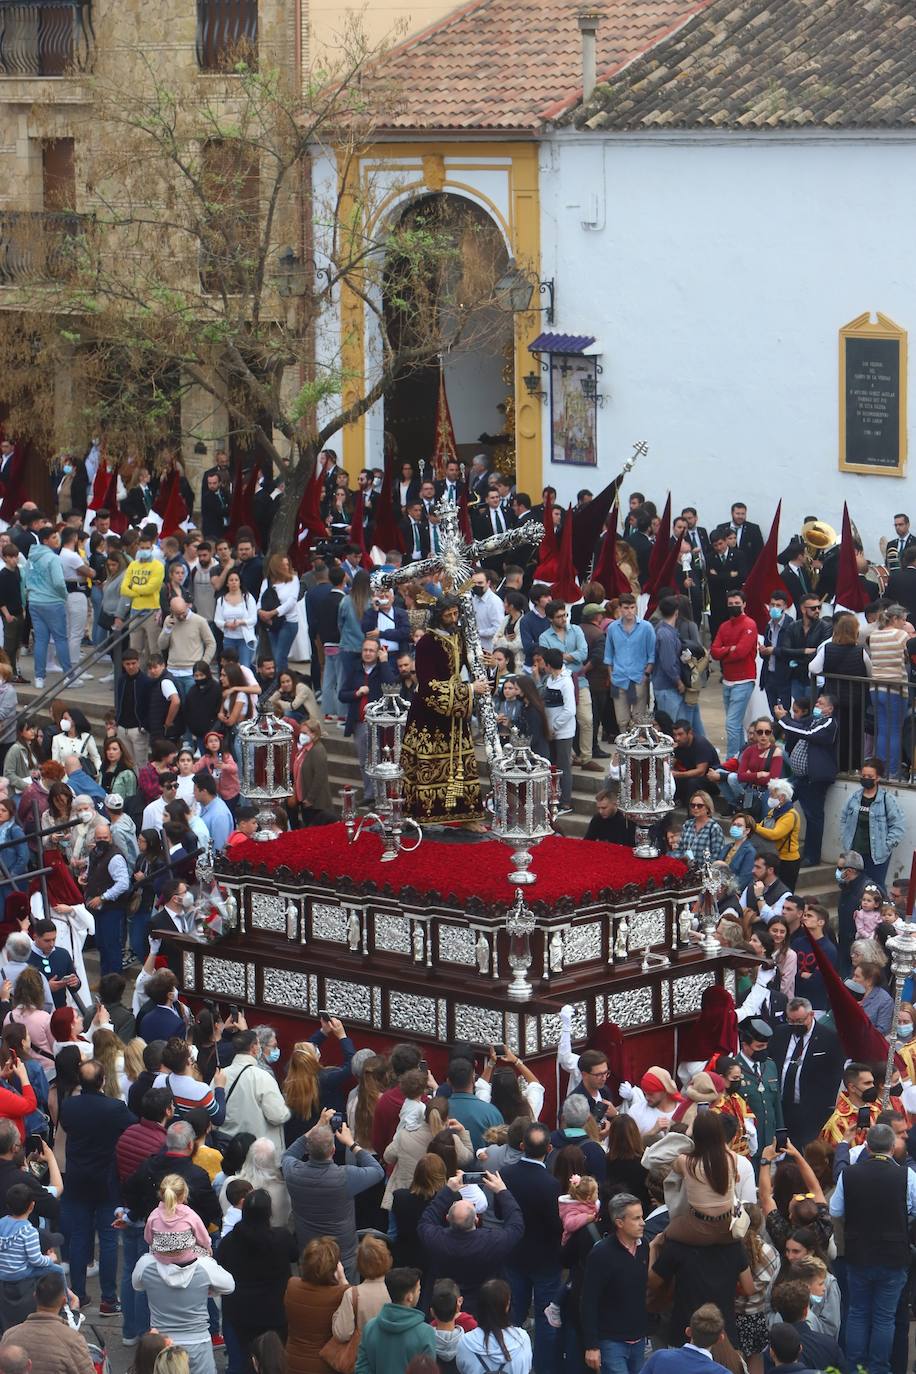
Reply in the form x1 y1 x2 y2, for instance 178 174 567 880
624 530 652 583
201 486 230 540
399 515 430 560
434 479 465 505
778 561 811 613
886 566 916 621
885 532 916 572
769 1021 845 1148
731 520 764 564
500 1158 563 1276
706 548 748 631
123 484 155 527
472 505 513 541
683 525 710 563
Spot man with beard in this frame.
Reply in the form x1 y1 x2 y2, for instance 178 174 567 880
399 596 491 829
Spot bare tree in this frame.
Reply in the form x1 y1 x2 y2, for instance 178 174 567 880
0 18 507 549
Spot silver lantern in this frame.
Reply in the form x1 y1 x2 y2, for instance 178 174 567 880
505 886 537 1001
490 730 556 884
365 682 410 805
616 717 674 858
239 706 294 837
882 920 916 1106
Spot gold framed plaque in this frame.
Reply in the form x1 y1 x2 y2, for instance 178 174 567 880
839 311 907 477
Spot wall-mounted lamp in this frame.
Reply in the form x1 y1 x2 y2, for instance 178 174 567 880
580 372 606 407
522 370 547 401
494 259 556 325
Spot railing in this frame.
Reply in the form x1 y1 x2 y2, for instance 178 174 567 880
799 670 916 787
0 0 94 77
196 0 257 71
0 210 86 284
17 607 158 725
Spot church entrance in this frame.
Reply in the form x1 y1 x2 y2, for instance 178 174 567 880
383 192 513 473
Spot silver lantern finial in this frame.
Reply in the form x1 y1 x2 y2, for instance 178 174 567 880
239 706 295 838
505 886 537 1001
339 681 421 861
616 715 674 858
490 729 556 884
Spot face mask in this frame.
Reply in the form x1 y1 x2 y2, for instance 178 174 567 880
195 679 209 689
862 779 877 792
899 1023 915 1040
472 587 485 598
189 1044 199 1062
751 1049 769 1063
809 1293 824 1306
138 549 152 562
182 891 194 909
266 1047 280 1064
727 1081 742 1095
727 606 742 617
788 1022 808 1037
768 606 783 620
812 706 823 718
62 464 73 476
298 733 311 747
729 825 745 840
835 868 845 884
60 718 72 732
77 809 93 823
860 1085 879 1103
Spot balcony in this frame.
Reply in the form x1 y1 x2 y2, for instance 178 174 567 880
0 210 86 284
196 0 257 71
0 0 94 77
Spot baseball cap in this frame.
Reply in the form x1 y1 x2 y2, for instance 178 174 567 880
105 794 124 811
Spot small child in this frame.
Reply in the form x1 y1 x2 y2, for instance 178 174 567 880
0 1183 65 1281
853 884 884 940
558 1174 600 1246
220 1178 253 1238
788 1256 841 1340
144 1174 212 1262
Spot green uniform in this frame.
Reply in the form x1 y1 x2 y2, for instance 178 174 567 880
737 1049 782 1168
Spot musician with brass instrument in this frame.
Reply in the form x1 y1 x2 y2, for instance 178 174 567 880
883 513 916 573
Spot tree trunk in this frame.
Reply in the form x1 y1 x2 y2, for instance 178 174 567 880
269 439 316 555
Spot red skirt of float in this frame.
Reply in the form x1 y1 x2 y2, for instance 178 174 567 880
174 825 744 1113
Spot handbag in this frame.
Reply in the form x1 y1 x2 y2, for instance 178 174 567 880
320 1286 360 1374
260 586 280 613
730 1199 750 1239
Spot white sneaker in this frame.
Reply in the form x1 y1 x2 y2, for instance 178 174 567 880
80 671 94 679
100 674 114 684
544 1302 563 1330
33 678 45 689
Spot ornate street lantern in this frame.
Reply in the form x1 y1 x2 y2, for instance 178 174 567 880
505 886 537 1002
616 717 674 858
239 706 294 837
365 683 410 805
882 921 916 1106
490 730 556 884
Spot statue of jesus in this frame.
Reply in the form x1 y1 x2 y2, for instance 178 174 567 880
400 595 492 827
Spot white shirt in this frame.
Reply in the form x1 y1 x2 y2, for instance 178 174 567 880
780 1024 815 1103
59 547 86 584
471 587 504 651
141 797 166 833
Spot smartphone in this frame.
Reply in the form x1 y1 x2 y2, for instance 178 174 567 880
24 1135 44 1157
318 1009 332 1022
696 1102 710 1114
462 1171 486 1185
418 1059 428 1075
774 1127 789 1151
857 1105 872 1129
228 1005 239 1021
593 1101 609 1122
494 1043 506 1057
330 1112 344 1132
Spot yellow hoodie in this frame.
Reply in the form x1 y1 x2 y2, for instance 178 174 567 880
121 556 165 610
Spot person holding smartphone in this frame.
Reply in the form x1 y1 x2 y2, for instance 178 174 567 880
476 1045 545 1123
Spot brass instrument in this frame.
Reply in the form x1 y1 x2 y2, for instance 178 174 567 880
801 518 838 591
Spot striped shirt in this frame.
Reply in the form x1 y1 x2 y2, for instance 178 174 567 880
868 626 909 681
153 1071 226 1124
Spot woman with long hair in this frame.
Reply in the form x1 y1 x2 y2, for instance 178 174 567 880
215 569 259 669
455 1278 532 1374
258 554 300 675
235 1137 291 1229
131 828 169 962
758 1136 831 1255
868 602 911 778
5 967 55 1069
734 1203 780 1374
219 663 257 758
0 798 28 921
50 704 101 776
251 1332 287 1374
808 610 871 773
49 1005 93 1059
40 782 75 862
268 669 319 724
666 1109 737 1245
100 736 138 801
282 1028 356 1146
217 1187 298 1370
1 1021 52 1136
194 730 241 805
390 1153 447 1268
285 1235 349 1374
337 570 372 680
552 1144 588 1197
477 1045 545 1122
347 1053 390 1150
191 1006 226 1084
92 1027 128 1101
382 1079 471 1208
129 1331 170 1374
513 672 551 757
603 1115 649 1211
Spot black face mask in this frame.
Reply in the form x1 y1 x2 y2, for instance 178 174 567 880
194 680 209 689
889 1083 904 1099
472 587 485 598
861 1086 879 1104
751 1049 769 1062
727 606 742 618
788 1022 808 1036
727 1082 742 1095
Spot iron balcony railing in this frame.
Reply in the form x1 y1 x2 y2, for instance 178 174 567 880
196 0 257 71
0 209 86 284
0 0 94 77
789 670 916 787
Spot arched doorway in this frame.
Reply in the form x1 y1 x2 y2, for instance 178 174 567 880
383 193 513 471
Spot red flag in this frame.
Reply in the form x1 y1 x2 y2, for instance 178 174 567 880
572 473 628 581
159 473 189 537
430 367 458 481
551 505 581 603
647 494 671 588
741 502 791 631
348 490 374 570
835 502 870 612
804 929 902 1070
89 460 109 510
457 486 473 543
534 492 559 583
290 463 328 573
592 505 633 600
370 456 404 555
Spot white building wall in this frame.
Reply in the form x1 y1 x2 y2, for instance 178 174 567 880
540 130 916 556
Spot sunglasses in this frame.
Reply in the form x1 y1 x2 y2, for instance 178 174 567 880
689 802 706 810
162 783 178 790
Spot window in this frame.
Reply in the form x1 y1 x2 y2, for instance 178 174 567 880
42 138 75 211
196 0 258 72
0 1 95 77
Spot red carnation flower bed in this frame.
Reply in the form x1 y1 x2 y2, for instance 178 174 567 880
224 823 689 914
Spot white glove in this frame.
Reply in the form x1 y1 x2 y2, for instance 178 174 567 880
755 965 777 986
559 1004 573 1028
618 1081 635 1101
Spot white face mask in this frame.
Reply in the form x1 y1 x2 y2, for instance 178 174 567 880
77 810 93 823
182 891 194 909
899 1022 914 1040
60 718 72 733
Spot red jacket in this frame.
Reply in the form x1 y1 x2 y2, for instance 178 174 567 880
372 1085 406 1156
710 613 758 682
115 1119 167 1182
0 1080 37 1143
736 742 784 786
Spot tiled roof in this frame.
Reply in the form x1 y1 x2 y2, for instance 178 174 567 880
529 332 596 353
365 0 706 132
569 0 916 130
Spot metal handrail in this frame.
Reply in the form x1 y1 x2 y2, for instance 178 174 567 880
18 605 158 725
796 668 916 787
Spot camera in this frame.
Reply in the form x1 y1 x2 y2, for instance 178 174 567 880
330 1113 344 1132
461 1172 486 1185
774 1128 789 1151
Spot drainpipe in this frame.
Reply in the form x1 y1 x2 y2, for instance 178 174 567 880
577 9 601 104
